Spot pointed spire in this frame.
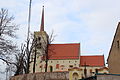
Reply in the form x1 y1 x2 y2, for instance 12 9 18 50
40 6 44 31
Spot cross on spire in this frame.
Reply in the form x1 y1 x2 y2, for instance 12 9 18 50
40 6 44 31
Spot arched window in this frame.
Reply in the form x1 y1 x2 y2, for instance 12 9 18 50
90 69 92 73
95 69 98 74
73 73 79 80
50 66 53 72
56 64 59 69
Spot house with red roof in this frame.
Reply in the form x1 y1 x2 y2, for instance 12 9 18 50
29 6 108 80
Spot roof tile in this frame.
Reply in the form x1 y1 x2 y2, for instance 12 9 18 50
80 55 104 67
48 43 80 59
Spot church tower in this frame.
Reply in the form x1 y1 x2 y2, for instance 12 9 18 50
30 6 49 73
34 6 49 54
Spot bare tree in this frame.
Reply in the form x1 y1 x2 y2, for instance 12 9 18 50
25 0 32 74
44 31 56 72
13 0 33 75
0 8 18 65
14 44 25 76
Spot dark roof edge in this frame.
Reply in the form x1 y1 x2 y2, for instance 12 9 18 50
80 55 104 56
49 43 80 45
107 22 120 61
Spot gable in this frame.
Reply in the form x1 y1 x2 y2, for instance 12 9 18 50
108 22 120 61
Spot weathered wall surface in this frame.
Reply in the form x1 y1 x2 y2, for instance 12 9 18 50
97 74 120 80
108 22 120 74
80 74 120 80
10 72 69 80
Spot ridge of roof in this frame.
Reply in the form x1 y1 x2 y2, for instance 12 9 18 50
81 55 104 57
107 22 120 61
49 43 80 45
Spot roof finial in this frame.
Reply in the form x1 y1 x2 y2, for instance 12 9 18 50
40 6 44 31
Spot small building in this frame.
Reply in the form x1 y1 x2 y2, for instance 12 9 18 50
107 22 120 74
69 56 108 80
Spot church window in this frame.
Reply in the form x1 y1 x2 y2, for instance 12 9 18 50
95 69 98 74
69 61 71 63
56 64 59 69
50 66 53 72
90 69 92 73
75 61 77 63
40 65 42 68
36 43 41 48
39 43 41 46
69 65 73 68
117 40 119 48
57 61 59 63
38 37 41 41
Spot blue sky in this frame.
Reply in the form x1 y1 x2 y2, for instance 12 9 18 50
0 0 120 79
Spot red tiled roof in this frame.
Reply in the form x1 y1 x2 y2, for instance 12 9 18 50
80 55 104 67
48 43 80 59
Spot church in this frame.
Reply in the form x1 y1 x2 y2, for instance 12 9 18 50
29 6 108 79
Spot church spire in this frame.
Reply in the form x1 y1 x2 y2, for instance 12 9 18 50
40 6 44 31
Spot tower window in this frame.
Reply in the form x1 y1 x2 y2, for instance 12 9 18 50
117 40 119 48
38 37 41 41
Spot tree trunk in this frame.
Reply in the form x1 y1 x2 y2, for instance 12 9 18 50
33 39 37 73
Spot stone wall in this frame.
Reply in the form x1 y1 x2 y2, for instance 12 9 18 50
97 74 120 80
81 74 120 80
10 72 69 80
